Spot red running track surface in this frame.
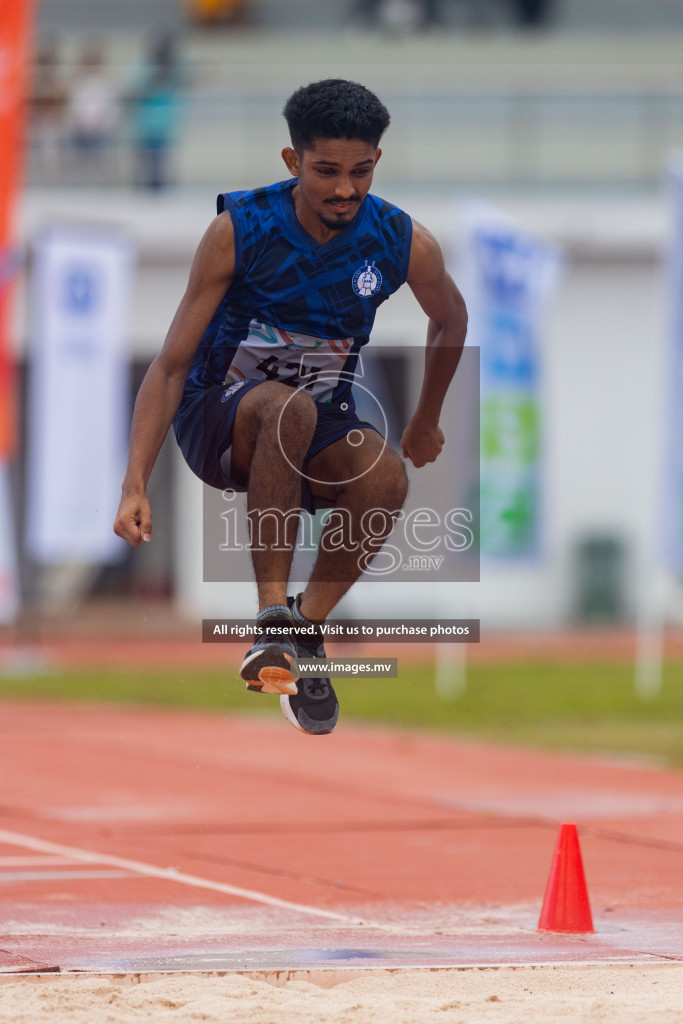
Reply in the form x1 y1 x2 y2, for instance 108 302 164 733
1 699 683 975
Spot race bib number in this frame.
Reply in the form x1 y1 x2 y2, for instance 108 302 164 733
226 321 354 402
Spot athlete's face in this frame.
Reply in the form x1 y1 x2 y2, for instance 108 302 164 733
282 138 381 241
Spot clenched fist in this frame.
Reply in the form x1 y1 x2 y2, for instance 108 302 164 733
400 418 444 468
114 490 152 547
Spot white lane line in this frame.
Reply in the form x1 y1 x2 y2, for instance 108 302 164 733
0 856 88 867
0 870 133 882
0 828 398 932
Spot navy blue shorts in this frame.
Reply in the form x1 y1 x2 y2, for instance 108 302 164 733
172 380 383 513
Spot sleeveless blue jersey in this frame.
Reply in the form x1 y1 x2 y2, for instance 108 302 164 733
182 178 412 407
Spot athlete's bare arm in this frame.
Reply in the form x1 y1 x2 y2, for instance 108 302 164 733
401 219 468 469
114 213 236 546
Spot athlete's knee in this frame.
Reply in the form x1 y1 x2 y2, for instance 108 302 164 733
279 387 317 432
252 383 315 431
277 390 317 463
373 448 409 509
244 384 317 454
349 445 408 510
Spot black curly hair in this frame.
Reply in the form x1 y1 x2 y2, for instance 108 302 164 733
283 79 390 151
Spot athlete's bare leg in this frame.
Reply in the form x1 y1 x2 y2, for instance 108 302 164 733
229 382 317 612
298 429 408 622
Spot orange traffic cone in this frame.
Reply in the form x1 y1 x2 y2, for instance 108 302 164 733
537 822 595 933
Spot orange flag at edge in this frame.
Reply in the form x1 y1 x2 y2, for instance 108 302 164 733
0 0 35 458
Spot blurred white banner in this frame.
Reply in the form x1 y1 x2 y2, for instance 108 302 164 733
459 203 562 561
665 161 683 573
26 225 133 563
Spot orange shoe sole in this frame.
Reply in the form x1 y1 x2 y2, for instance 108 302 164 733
252 665 298 695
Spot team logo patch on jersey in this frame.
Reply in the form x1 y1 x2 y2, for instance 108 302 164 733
221 380 248 402
352 261 382 297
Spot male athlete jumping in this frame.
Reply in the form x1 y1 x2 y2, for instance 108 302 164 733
114 79 468 737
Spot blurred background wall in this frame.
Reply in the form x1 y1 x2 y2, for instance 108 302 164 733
7 0 683 630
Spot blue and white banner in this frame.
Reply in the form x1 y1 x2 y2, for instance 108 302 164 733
26 225 134 563
460 204 562 560
664 160 683 572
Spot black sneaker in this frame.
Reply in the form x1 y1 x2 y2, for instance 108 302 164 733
240 616 298 695
280 596 339 736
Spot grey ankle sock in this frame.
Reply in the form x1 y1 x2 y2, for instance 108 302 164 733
292 594 324 627
256 604 292 624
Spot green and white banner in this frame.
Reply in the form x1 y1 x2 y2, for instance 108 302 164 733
0 464 18 622
460 205 562 560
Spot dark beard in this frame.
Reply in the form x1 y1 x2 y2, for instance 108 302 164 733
317 199 361 232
